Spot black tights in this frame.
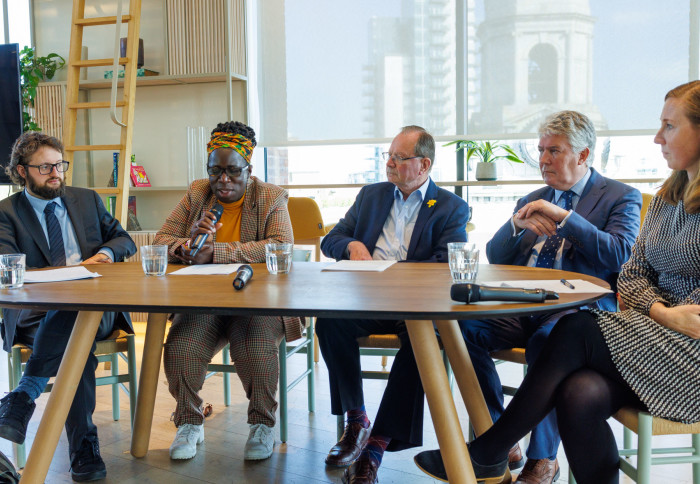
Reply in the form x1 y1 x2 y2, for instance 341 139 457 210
469 311 645 484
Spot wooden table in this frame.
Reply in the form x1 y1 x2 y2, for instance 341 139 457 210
0 262 608 484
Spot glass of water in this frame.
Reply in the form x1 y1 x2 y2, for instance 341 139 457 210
265 243 293 274
140 245 168 276
447 242 479 284
0 254 26 289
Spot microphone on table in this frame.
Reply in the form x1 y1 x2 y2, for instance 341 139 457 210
233 264 253 290
189 203 224 257
451 284 559 304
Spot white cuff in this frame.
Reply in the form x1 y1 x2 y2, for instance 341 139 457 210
558 209 573 229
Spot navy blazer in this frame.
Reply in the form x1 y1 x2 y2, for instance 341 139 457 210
486 169 642 311
321 179 470 263
0 187 137 351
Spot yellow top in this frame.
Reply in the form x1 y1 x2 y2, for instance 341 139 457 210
216 194 245 242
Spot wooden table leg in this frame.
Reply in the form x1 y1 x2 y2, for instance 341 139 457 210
20 310 104 484
435 320 512 483
406 319 476 484
130 312 168 457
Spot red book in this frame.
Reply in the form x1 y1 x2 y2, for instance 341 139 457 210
130 164 151 187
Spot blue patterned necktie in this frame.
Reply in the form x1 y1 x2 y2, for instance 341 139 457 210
535 190 574 269
44 202 66 266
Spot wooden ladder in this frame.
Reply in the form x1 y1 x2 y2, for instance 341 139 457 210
62 0 142 224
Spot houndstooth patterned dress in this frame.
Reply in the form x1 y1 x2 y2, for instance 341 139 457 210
591 196 700 424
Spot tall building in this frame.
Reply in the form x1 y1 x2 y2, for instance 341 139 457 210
362 0 458 138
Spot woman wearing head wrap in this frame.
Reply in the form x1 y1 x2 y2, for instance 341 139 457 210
154 121 302 462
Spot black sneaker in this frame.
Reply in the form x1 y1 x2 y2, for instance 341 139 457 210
0 449 20 483
0 391 35 445
70 438 106 482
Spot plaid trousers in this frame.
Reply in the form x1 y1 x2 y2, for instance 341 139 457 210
164 312 285 428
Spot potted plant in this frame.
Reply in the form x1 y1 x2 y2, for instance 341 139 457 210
19 46 66 132
445 140 524 181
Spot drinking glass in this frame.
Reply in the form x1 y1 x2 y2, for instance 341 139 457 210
265 243 293 274
141 245 168 276
447 242 479 284
0 254 26 289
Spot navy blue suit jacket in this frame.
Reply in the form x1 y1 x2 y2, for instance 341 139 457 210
0 187 137 351
486 169 642 311
321 179 470 263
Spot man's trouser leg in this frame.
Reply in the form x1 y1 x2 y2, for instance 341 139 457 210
22 310 116 453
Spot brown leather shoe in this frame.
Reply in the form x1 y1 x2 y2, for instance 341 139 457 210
342 455 379 484
515 458 560 484
509 442 525 470
325 422 371 467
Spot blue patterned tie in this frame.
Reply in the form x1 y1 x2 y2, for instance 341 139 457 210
535 190 574 269
44 202 66 266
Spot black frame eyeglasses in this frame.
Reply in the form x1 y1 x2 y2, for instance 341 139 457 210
207 165 249 179
22 161 70 175
381 152 421 163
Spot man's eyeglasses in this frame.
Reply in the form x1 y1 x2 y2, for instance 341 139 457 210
22 161 70 175
207 165 249 179
381 152 421 163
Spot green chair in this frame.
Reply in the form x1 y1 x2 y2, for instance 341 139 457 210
612 408 700 484
7 330 138 468
206 322 315 443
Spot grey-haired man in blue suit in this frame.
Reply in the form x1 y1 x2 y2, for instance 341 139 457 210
460 110 642 484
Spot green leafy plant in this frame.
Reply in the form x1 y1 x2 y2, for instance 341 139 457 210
445 140 524 165
19 46 66 132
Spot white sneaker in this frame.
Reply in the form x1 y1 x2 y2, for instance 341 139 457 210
169 423 204 460
243 423 275 460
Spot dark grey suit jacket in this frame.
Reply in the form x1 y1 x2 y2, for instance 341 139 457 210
0 186 137 351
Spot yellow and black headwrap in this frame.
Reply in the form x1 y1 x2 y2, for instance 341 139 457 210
207 132 255 163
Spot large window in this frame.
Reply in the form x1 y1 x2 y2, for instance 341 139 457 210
255 0 692 145
1 0 31 48
253 1 694 252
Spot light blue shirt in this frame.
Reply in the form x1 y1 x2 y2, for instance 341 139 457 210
24 190 113 264
372 177 431 261
525 168 592 269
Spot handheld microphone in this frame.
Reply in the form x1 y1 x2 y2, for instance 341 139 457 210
451 284 559 304
233 264 253 290
189 204 224 257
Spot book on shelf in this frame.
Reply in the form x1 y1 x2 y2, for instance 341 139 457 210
106 195 141 231
130 159 151 187
107 152 119 187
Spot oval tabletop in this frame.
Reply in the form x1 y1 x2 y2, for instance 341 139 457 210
0 262 610 320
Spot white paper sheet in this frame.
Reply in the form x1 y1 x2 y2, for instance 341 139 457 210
322 260 397 272
24 266 101 283
494 279 613 294
169 264 243 275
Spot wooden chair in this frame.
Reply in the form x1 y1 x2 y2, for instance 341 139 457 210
205 196 324 443
612 408 700 484
7 329 137 468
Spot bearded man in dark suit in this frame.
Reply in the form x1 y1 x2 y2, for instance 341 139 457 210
0 132 135 482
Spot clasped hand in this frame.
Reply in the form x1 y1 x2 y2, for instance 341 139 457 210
176 209 223 265
513 199 569 237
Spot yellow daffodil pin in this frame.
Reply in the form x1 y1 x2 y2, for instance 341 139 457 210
427 199 436 207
